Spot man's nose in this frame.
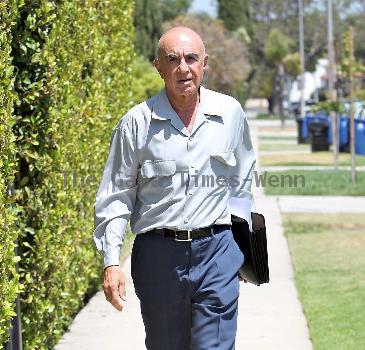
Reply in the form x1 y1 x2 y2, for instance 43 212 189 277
178 58 189 72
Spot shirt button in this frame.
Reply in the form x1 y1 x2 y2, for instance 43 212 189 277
189 136 193 141
184 218 189 224
188 191 193 196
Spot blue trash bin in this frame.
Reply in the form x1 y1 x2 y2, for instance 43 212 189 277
355 119 365 155
327 116 333 144
327 115 350 152
296 117 306 144
339 116 350 152
301 115 311 141
309 121 330 152
303 113 329 142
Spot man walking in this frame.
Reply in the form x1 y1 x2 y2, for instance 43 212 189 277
93 26 256 349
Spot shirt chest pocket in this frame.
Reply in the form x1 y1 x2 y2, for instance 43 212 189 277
137 159 176 204
210 150 237 167
209 150 237 195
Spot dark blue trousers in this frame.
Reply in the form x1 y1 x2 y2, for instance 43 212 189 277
131 226 244 350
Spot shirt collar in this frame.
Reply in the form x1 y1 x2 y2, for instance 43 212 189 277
151 88 178 121
152 85 225 121
198 85 225 118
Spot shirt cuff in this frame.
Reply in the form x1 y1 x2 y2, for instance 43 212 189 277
229 195 253 231
103 246 121 269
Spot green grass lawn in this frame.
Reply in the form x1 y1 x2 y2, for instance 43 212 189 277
262 170 365 195
259 135 297 141
256 113 282 120
283 213 365 350
259 143 310 152
257 126 297 133
260 151 365 167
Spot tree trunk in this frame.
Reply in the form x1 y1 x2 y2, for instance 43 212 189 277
268 96 274 115
277 62 285 126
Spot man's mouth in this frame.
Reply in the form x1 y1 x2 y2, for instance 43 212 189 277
178 78 193 84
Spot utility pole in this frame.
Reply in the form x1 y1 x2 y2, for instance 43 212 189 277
348 26 356 183
327 0 339 169
298 0 306 119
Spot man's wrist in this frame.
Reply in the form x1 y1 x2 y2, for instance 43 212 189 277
104 264 120 271
103 246 121 269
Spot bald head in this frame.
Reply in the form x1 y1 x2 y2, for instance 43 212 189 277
153 26 208 99
157 26 205 59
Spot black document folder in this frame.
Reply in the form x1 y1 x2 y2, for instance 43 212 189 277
231 212 270 286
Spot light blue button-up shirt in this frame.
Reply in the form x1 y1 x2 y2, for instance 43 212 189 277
93 86 256 268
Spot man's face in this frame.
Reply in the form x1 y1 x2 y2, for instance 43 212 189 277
154 33 208 98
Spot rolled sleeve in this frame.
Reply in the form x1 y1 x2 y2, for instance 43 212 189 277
93 116 138 268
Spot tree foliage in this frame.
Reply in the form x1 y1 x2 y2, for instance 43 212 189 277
134 0 192 61
0 0 135 348
130 56 164 104
0 1 20 345
265 29 293 64
217 0 365 104
217 0 251 34
219 0 348 96
346 11 365 65
284 53 301 77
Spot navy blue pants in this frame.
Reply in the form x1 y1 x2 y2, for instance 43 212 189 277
131 226 244 350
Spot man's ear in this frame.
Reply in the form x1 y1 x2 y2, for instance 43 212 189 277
153 58 163 78
203 54 209 71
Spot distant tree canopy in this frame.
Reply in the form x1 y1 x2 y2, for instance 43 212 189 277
284 53 301 77
347 11 365 64
218 0 325 73
134 0 192 61
217 0 251 34
264 29 293 65
217 0 365 103
264 28 293 119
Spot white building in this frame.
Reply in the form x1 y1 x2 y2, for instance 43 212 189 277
288 58 328 104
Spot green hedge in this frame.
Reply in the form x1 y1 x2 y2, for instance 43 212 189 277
0 0 20 346
130 55 164 104
0 0 135 348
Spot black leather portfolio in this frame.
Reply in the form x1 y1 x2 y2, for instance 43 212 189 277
231 212 270 286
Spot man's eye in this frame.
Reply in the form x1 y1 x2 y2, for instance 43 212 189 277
186 55 198 63
168 56 177 62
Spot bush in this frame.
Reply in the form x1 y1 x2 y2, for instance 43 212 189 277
0 0 135 348
130 55 164 104
0 0 21 346
354 89 365 103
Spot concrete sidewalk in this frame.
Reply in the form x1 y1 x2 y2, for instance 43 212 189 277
55 256 146 350
55 122 313 350
261 165 365 172
235 195 313 349
276 195 365 213
234 126 312 349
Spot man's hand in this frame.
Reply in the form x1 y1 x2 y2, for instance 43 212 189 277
103 265 126 311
